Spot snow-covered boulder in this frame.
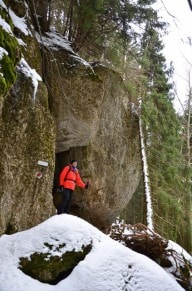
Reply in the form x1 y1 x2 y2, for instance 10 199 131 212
0 215 185 291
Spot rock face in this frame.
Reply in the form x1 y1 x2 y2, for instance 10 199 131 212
0 62 55 234
0 2 141 234
0 4 55 234
45 47 141 230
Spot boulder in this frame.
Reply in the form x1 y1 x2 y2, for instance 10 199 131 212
44 46 141 230
19 243 92 284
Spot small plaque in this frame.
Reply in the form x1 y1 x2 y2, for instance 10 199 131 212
37 160 48 167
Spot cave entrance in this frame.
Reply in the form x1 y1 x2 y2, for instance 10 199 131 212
52 150 71 211
52 147 87 213
53 147 83 191
53 151 70 191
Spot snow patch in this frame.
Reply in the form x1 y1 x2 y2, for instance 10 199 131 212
37 31 93 70
17 58 42 99
16 38 26 47
9 8 31 36
0 14 13 34
0 47 8 77
38 31 74 52
71 54 93 68
0 46 8 59
168 240 192 264
0 0 6 10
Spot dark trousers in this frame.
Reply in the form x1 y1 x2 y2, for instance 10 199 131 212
57 188 73 214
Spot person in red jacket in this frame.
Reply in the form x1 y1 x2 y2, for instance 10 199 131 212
57 160 89 214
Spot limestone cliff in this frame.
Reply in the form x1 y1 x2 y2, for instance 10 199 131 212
0 1 55 234
0 0 141 234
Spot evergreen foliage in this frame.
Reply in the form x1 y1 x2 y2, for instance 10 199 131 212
139 13 190 247
48 0 162 63
180 94 192 251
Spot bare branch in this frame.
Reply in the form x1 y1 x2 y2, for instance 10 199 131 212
187 0 192 11
160 0 179 29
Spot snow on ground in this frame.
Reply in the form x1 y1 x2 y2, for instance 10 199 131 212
0 215 185 291
168 240 192 264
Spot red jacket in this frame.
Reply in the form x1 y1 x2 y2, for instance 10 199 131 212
59 165 85 190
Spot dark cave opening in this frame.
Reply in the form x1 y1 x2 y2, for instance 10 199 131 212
53 146 87 192
52 146 89 216
53 151 70 191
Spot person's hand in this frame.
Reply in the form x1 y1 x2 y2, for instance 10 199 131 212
85 181 89 189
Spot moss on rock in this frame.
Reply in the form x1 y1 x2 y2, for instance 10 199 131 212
0 5 20 96
19 243 92 285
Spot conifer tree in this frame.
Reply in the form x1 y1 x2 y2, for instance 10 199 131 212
139 13 190 247
181 70 192 252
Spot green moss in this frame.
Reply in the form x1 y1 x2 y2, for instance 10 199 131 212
0 6 20 95
1 55 17 83
0 76 7 94
19 244 92 285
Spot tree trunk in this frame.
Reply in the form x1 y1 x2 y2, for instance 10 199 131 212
185 77 192 252
139 99 154 231
28 0 51 32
